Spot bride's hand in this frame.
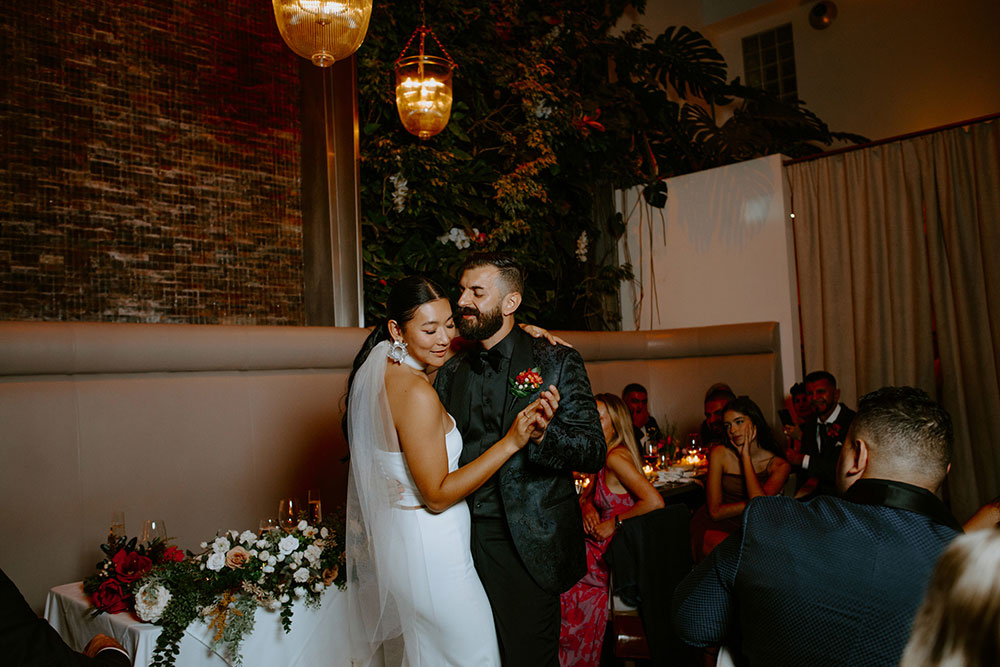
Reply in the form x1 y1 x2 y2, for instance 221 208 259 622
519 323 573 348
508 400 549 448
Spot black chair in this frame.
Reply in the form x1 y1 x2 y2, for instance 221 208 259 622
605 504 695 666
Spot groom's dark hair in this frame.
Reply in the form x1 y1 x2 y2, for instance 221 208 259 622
459 251 524 296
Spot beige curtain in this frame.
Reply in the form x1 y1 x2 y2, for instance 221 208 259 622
786 119 1000 520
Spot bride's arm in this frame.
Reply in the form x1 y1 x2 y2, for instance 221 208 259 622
393 380 549 512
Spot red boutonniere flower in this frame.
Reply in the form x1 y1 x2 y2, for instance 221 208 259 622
826 423 842 439
509 367 543 398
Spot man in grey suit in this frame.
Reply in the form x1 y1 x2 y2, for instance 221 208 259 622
672 386 961 667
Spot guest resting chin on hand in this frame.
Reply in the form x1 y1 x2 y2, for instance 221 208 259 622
559 393 664 667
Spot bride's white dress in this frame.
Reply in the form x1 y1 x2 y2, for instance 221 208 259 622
376 415 501 666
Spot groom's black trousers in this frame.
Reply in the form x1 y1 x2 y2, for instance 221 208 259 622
471 518 561 667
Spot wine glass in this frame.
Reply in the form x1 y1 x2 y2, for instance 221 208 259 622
278 497 302 531
307 488 323 524
140 519 167 543
109 511 126 544
258 518 277 534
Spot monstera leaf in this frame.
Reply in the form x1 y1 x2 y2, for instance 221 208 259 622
648 26 728 101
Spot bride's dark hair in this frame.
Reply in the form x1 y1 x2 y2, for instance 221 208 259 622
343 276 448 441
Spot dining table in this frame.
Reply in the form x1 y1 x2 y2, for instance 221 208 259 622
45 580 374 667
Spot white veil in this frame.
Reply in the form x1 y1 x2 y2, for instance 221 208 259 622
345 340 427 666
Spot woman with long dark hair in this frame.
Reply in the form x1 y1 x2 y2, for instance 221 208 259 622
344 275 557 667
694 395 791 558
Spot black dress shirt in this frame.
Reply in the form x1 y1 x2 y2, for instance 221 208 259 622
462 328 519 519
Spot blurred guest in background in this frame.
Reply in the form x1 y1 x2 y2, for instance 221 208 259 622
691 396 791 559
622 383 664 459
781 381 814 446
1 567 130 666
559 393 663 667
963 495 1000 531
899 528 1000 667
699 383 736 449
673 386 961 667
784 370 855 497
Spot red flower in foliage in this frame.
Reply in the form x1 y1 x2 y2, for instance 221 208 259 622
92 579 130 614
111 549 152 584
572 108 605 135
162 545 185 563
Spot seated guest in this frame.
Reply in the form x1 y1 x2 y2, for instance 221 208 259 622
672 386 962 667
560 393 664 667
622 382 664 459
1 567 130 666
783 370 855 496
899 528 1000 667
691 396 791 559
699 383 736 449
781 381 814 446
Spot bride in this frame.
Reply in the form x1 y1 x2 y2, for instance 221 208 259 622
345 276 558 667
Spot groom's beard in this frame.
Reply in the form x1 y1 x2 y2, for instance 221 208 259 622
456 303 504 341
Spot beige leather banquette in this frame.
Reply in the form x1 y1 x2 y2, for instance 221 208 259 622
0 321 782 611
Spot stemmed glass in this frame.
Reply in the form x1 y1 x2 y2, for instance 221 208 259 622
140 519 167 543
308 488 322 524
278 497 302 531
109 511 126 544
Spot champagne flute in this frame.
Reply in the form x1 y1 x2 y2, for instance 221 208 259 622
278 497 301 531
109 511 126 544
307 488 322 524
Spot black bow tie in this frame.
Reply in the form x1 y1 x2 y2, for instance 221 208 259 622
471 346 504 373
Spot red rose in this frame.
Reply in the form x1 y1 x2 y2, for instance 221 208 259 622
111 549 152 583
161 546 185 563
92 579 131 614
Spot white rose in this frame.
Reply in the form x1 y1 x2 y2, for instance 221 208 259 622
267 599 281 610
268 556 277 566
304 544 322 564
263 565 275 574
297 520 308 531
134 583 172 623
293 567 310 583
278 535 299 555
212 537 231 554
279 593 290 603
293 586 306 597
258 550 270 562
320 527 329 538
240 530 257 544
312 582 324 592
206 552 226 572
289 562 298 571
276 553 285 562
255 539 268 549
228 530 240 541
249 549 258 558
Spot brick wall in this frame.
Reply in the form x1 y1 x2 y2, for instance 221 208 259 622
0 1 305 324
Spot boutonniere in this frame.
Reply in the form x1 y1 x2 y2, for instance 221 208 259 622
509 367 543 398
826 423 842 439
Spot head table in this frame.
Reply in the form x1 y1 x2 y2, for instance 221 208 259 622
45 581 375 667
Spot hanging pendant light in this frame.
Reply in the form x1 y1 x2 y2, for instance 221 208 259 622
394 2 456 140
272 0 373 67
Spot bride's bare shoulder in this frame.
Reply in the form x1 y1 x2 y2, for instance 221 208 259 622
385 365 443 420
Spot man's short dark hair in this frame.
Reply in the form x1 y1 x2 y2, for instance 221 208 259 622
704 383 736 404
622 383 647 397
459 251 524 296
790 382 806 396
805 370 837 387
852 386 953 478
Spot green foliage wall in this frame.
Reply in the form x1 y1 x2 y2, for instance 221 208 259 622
356 1 859 329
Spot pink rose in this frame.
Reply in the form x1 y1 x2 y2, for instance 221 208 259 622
92 579 130 614
225 546 251 569
111 549 152 584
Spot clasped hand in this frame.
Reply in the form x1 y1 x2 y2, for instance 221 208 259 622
510 385 560 446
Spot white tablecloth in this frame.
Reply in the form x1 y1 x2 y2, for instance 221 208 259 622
45 581 362 667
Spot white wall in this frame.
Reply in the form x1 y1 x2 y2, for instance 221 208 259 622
618 154 801 393
632 0 1000 142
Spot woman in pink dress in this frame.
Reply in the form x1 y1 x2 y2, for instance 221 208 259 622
559 393 664 666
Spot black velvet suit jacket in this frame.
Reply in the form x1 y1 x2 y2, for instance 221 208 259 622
671 479 961 667
1 568 130 667
435 328 606 594
800 403 856 494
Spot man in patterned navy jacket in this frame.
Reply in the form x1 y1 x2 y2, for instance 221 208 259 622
672 386 961 667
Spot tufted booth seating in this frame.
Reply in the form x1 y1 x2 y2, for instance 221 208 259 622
0 320 782 611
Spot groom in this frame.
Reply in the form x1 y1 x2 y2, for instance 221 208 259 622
435 252 606 666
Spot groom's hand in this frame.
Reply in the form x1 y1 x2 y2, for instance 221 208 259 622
529 385 560 443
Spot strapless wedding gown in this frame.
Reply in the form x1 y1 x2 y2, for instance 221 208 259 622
377 415 501 666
